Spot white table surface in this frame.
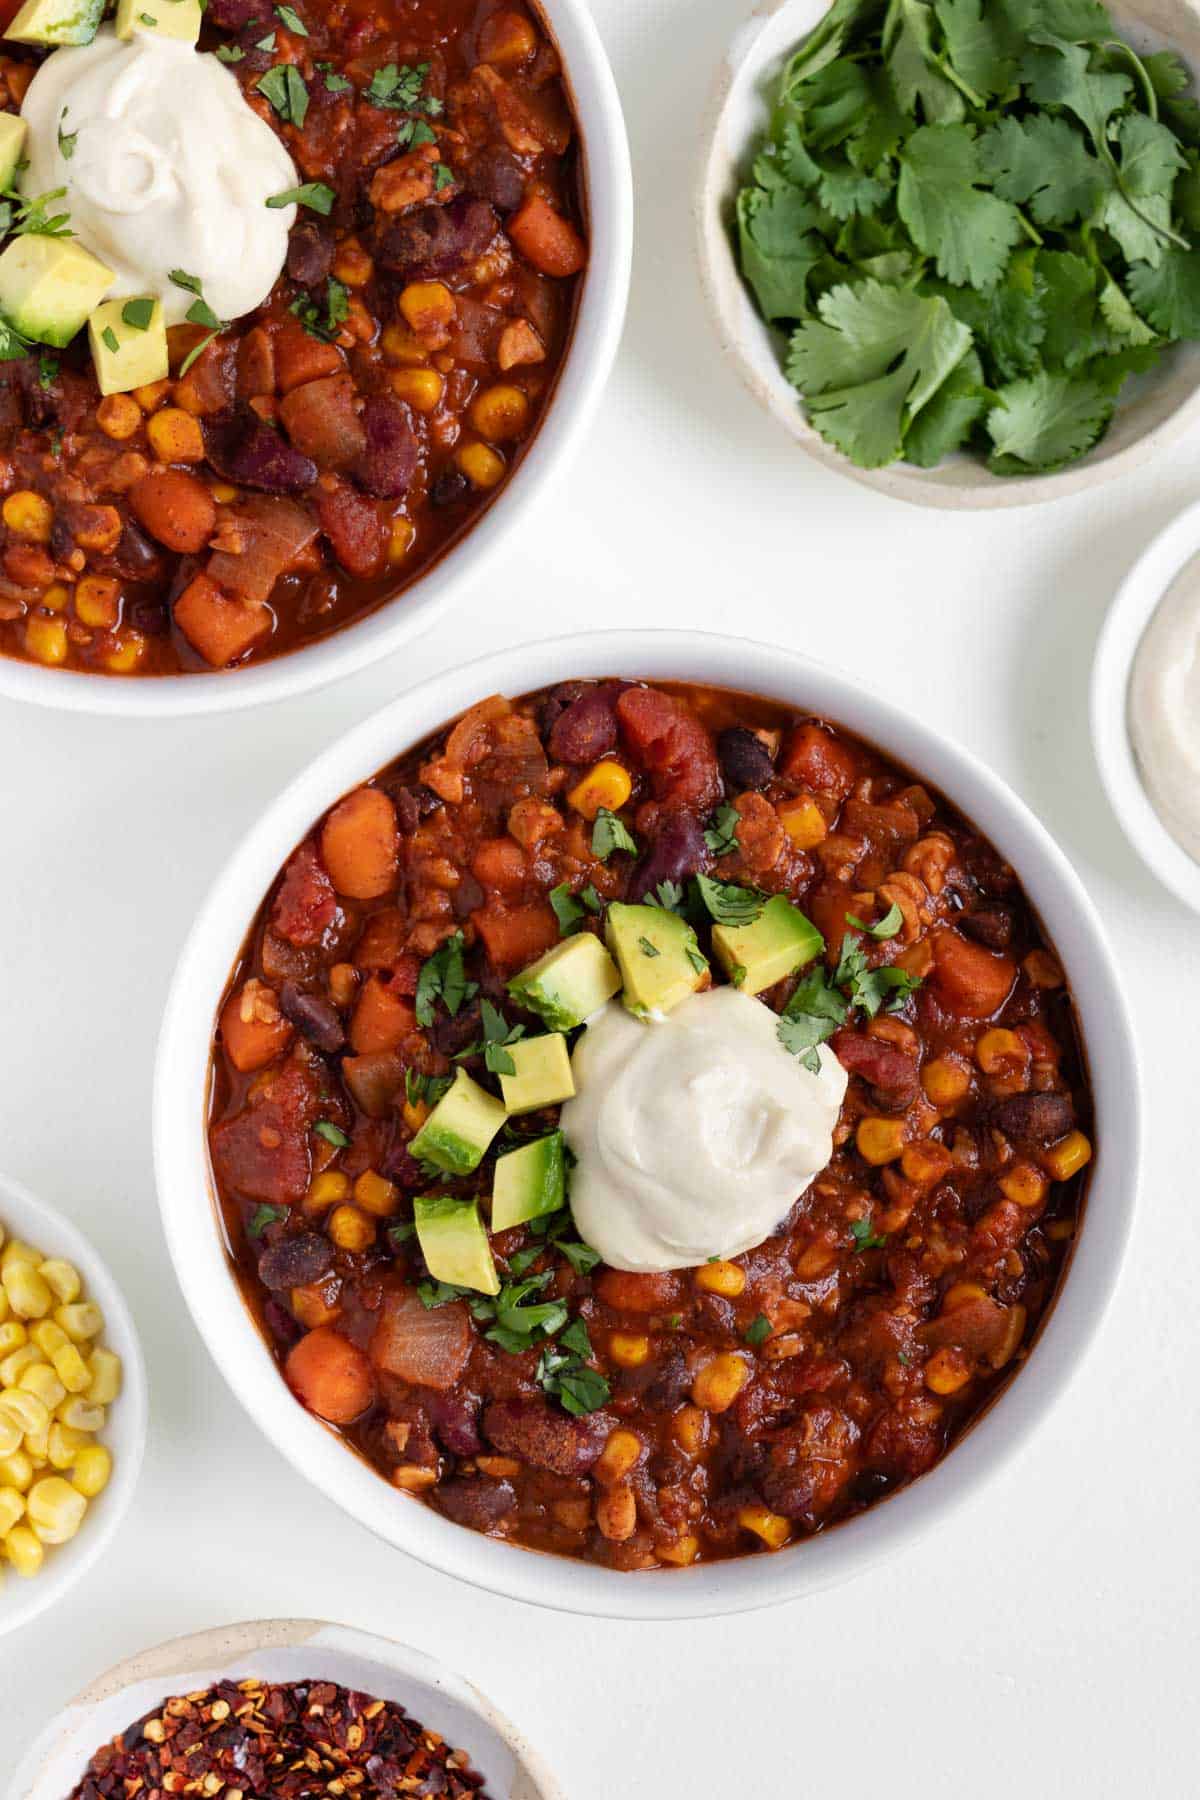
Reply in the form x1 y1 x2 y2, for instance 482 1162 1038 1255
3 1 1198 1791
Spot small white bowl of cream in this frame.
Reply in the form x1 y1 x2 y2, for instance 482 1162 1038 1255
1092 498 1200 912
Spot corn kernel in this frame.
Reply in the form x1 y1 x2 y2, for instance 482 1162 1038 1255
291 1283 340 1330
24 613 68 666
566 760 632 821
389 367 443 412
455 441 505 489
942 1280 989 1312
103 631 147 675
51 1343 90 1393
0 1486 24 1535
72 1444 112 1499
924 1348 971 1395
74 574 121 629
40 581 70 613
36 1260 80 1303
0 1450 33 1490
0 1290 6 1325
27 1475 86 1544
777 796 827 849
1023 950 1064 989
210 481 237 505
85 1348 122 1407
672 1404 708 1455
147 406 205 464
1044 1130 1093 1183
134 378 171 411
900 1141 953 1189
381 324 427 365
55 1302 103 1342
391 1463 438 1492
354 1171 399 1217
19 1363 65 1411
607 1332 650 1369
999 1162 1049 1208
0 1414 20 1460
96 394 142 439
856 1117 905 1165
333 238 373 287
691 1353 750 1413
30 1321 67 1359
922 1055 971 1108
694 1259 746 1299
328 1204 376 1252
399 281 454 332
469 383 530 442
976 1028 1028 1076
738 1505 791 1551
24 1426 48 1465
1 1242 39 1274
0 1387 48 1436
47 1422 88 1471
552 1497 591 1531
656 1533 700 1566
387 517 415 564
3 490 53 541
305 1171 350 1215
0 1343 43 1386
57 1397 104 1433
5 1523 43 1577
594 1428 642 1486
0 1323 26 1359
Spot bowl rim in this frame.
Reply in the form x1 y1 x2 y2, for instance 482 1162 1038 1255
1091 495 1200 914
0 0 633 719
8 1617 565 1800
693 0 1200 511
0 1169 149 1639
153 628 1140 1620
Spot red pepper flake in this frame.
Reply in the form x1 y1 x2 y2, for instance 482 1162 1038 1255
69 1678 492 1800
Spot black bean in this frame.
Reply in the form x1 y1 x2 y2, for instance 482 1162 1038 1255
991 1093 1075 1147
286 221 334 288
376 197 498 280
258 1232 333 1290
430 469 469 507
279 981 345 1052
717 726 775 792
960 904 1015 950
114 515 164 580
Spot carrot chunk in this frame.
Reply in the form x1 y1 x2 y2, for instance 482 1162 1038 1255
174 574 271 667
508 194 586 277
285 1327 376 1424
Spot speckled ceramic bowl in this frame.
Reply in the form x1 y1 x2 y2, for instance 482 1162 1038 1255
10 1620 563 1800
696 0 1200 508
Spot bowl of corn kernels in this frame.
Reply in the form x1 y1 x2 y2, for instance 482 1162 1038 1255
0 1169 147 1636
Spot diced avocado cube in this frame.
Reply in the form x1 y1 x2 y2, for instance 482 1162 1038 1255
0 236 114 349
499 1033 575 1116
88 298 168 397
409 1068 506 1176
0 115 28 193
115 0 202 42
605 902 709 1017
491 1131 565 1232
712 895 824 996
4 0 103 46
413 1194 499 1296
508 932 621 1032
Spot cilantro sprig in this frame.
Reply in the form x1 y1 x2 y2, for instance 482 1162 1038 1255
737 0 1200 476
414 930 478 1027
777 916 923 1072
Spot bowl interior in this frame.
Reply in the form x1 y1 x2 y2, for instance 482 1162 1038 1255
0 1171 148 1639
0 0 632 719
12 1620 560 1800
154 630 1139 1620
696 0 1200 509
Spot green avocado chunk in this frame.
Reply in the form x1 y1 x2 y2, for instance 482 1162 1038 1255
0 115 27 193
4 0 104 46
712 894 824 995
605 902 709 1017
507 932 621 1032
114 0 202 39
491 1131 565 1232
88 298 168 396
409 1068 505 1176
413 1193 499 1296
0 236 114 348
499 1033 574 1116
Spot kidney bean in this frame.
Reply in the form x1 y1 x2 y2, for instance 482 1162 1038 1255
279 981 345 1053
435 1476 516 1529
465 145 526 212
627 810 711 901
639 1348 690 1412
960 904 1015 950
717 726 775 792
113 515 164 579
286 221 334 287
355 395 418 498
547 685 619 764
832 1028 920 1109
991 1093 1075 1147
206 0 255 24
205 414 319 494
377 197 498 280
258 1231 334 1290
430 469 470 507
482 1396 608 1476
427 1391 483 1457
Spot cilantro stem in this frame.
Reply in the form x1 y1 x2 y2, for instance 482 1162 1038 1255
1100 39 1158 122
1015 209 1044 248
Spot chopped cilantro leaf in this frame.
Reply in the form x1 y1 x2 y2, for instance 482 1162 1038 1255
637 935 660 958
37 352 57 388
267 181 336 215
744 1314 772 1347
850 1217 887 1252
314 1120 350 1147
319 63 353 93
100 326 119 354
121 298 155 331
414 930 477 1027
364 61 430 110
256 62 309 127
703 803 741 857
275 2 307 33
591 808 638 860
248 1203 287 1237
695 874 765 926
216 43 245 62
550 882 586 936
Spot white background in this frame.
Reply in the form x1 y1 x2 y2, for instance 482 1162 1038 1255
3 0 1198 1791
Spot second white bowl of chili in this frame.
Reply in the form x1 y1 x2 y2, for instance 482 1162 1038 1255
154 630 1139 1618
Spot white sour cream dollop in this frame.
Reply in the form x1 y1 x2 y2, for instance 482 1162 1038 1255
560 988 848 1273
21 25 299 325
1129 558 1200 863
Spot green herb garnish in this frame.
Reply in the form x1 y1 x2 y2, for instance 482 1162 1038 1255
704 803 742 857
433 162 455 192
414 929 477 1027
275 3 307 33
121 298 155 331
850 1216 887 1252
637 935 660 958
37 352 57 388
216 43 245 61
255 31 276 50
57 112 77 160
537 1335 610 1416
319 63 352 93
267 181 336 214
744 1313 772 1347
695 874 765 926
248 1203 287 1237
364 60 431 110
256 61 309 127
100 326 119 354
289 276 348 342
591 808 638 861
314 1120 350 1147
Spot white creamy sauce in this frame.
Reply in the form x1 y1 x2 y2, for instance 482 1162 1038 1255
21 25 299 325
561 988 848 1273
1129 555 1200 863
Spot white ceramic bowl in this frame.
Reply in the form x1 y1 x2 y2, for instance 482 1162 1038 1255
10 1619 562 1800
696 0 1200 509
154 630 1139 1619
0 1170 148 1638
1091 496 1200 912
0 0 632 719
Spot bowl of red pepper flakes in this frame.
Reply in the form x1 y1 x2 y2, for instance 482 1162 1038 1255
12 1620 563 1800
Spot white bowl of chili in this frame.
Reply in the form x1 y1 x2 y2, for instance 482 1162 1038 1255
154 629 1139 1619
10 1618 564 1800
0 1169 148 1639
0 0 632 717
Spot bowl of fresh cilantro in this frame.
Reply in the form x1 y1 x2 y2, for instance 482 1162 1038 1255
697 0 1200 505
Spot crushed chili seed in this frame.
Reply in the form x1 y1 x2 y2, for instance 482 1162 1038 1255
68 1679 492 1800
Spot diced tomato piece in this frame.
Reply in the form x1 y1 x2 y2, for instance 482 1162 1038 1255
616 686 721 816
270 842 337 947
930 927 1017 1020
210 1059 321 1202
286 1326 376 1423
779 722 859 797
472 900 559 974
314 482 387 579
595 1270 685 1314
